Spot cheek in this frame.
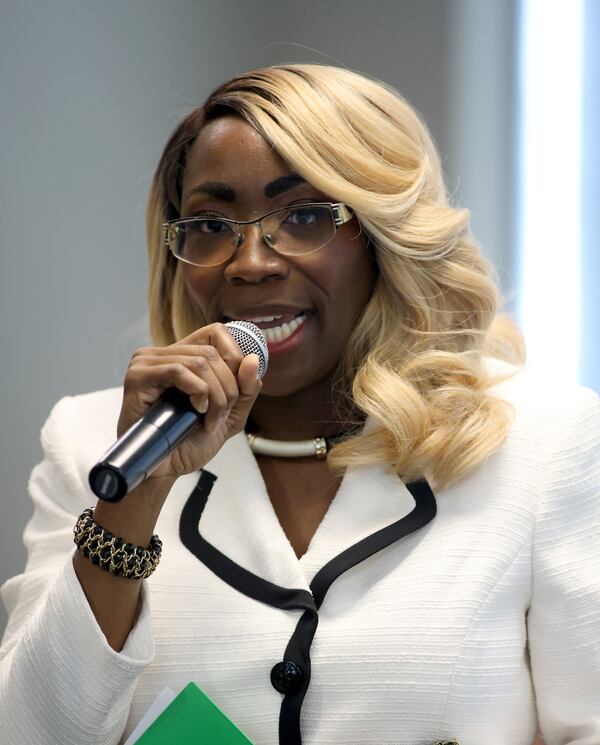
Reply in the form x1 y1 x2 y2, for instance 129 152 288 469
319 247 377 324
182 266 214 313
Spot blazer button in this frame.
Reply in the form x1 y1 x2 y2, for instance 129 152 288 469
270 660 304 694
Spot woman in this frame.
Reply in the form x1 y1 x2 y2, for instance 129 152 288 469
1 64 598 745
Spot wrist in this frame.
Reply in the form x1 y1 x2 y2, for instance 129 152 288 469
74 507 162 579
91 477 175 546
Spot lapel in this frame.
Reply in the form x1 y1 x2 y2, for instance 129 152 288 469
186 427 423 592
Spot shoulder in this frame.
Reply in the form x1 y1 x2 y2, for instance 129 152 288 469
43 386 123 432
41 386 124 467
24 387 126 518
482 356 600 464
483 356 599 414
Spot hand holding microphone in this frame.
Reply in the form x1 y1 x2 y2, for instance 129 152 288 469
89 321 268 502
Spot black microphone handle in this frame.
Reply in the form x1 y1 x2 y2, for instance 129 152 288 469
89 387 202 502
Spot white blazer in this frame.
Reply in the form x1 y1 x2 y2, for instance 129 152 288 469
1 358 599 745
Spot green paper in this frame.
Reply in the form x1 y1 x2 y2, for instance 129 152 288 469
134 682 254 744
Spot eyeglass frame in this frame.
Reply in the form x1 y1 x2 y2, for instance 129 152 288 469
161 201 354 267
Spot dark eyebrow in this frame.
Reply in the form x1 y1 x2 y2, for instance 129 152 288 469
264 174 305 198
183 174 305 203
184 182 235 202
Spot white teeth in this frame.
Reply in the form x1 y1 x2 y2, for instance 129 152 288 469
262 313 306 344
244 314 284 323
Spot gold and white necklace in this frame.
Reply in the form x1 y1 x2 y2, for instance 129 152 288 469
246 430 351 459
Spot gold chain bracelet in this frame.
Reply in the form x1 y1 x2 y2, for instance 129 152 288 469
73 507 162 579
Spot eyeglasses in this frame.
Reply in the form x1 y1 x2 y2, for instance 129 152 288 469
162 202 354 267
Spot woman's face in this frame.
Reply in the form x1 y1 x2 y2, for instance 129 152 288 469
179 115 378 397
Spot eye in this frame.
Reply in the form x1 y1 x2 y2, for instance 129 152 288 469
187 216 231 235
285 206 325 226
199 219 230 234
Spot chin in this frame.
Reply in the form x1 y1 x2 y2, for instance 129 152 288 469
257 376 307 399
258 359 339 401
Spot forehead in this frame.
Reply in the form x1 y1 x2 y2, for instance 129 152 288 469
182 116 292 189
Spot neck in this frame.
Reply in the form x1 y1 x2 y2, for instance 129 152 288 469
248 374 347 441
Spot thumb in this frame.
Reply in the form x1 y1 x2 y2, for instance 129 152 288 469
236 353 263 404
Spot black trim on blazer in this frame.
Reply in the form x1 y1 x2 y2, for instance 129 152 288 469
179 470 437 745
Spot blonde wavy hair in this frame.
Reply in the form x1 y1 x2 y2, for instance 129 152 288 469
146 64 525 491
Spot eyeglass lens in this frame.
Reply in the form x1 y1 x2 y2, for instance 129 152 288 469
169 205 336 266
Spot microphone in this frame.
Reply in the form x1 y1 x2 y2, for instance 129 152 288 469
89 321 268 502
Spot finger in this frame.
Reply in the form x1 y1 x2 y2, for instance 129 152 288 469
135 356 234 426
237 354 262 397
137 351 240 412
229 355 262 427
194 353 262 436
120 362 211 436
177 323 245 375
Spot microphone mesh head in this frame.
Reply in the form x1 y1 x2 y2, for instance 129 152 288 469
225 321 269 379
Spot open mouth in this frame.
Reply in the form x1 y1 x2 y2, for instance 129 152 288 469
257 313 307 344
223 311 309 344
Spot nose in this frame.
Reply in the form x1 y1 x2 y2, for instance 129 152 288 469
224 224 290 285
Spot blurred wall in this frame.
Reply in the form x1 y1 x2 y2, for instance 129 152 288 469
581 0 600 391
0 0 517 636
